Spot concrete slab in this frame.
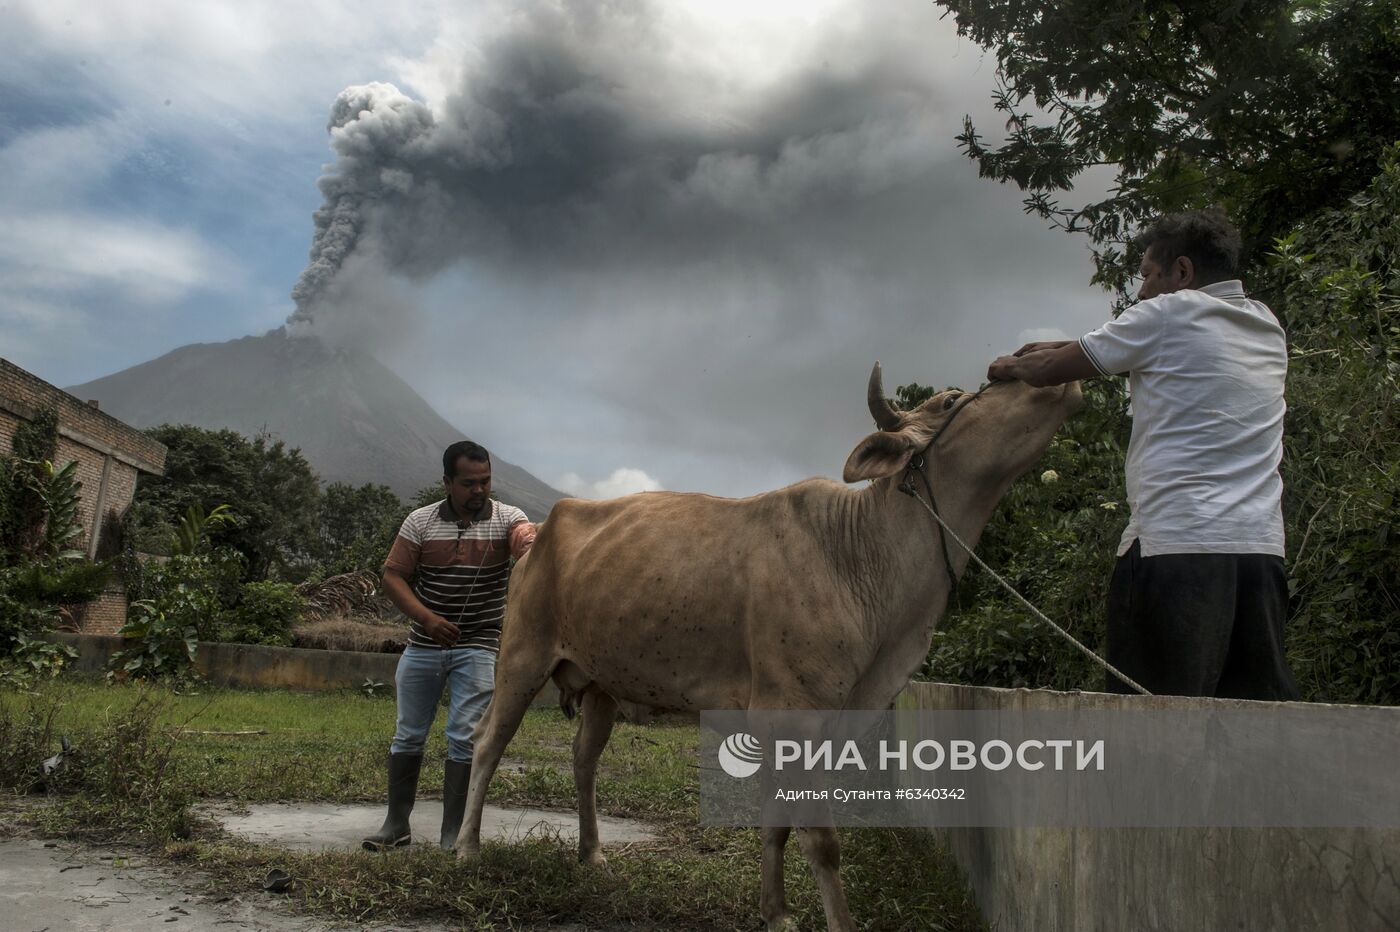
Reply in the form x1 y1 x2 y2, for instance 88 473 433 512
0 836 332 931
0 835 614 931
202 801 658 852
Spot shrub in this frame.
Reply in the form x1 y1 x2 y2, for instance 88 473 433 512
3 634 78 686
109 599 201 682
0 410 109 658
125 550 245 643
219 581 303 646
1266 146 1400 704
0 691 193 841
0 560 110 655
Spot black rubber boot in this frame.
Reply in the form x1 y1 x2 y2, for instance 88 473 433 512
362 753 422 851
439 759 471 851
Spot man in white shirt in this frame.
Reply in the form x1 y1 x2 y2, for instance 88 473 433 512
986 209 1299 700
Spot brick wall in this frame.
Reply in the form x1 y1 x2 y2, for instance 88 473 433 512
0 409 20 457
1 358 167 633
0 359 166 472
69 583 129 636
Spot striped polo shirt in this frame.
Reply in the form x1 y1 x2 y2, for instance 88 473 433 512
383 498 535 651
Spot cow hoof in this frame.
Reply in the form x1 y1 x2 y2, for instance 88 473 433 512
579 849 608 869
454 842 480 862
764 914 798 931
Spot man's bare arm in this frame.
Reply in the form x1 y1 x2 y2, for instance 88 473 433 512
987 341 1102 387
382 567 459 647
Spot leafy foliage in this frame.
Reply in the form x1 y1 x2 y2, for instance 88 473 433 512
0 409 109 655
1 560 110 610
893 381 951 410
169 502 236 557
919 154 1399 702
0 407 60 558
411 484 445 510
916 0 1399 703
125 550 245 638
110 598 202 682
114 551 243 679
113 549 308 674
2 634 79 687
1 408 80 562
308 482 403 576
1267 147 1400 703
129 425 320 580
219 581 304 646
129 426 411 582
939 0 1400 292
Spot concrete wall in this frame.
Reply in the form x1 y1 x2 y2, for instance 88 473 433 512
898 681 1400 932
52 633 558 707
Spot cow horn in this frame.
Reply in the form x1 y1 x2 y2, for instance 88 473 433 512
867 362 902 431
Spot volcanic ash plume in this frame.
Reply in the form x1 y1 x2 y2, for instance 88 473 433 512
285 1 949 339
287 83 436 333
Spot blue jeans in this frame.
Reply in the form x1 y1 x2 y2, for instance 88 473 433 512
390 645 496 763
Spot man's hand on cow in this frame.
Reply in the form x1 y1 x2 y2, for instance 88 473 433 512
420 613 461 648
1013 340 1072 357
987 355 1025 383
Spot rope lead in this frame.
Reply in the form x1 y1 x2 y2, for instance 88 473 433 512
905 484 1153 697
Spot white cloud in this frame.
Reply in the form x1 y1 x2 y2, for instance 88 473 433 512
0 213 226 305
556 468 664 500
6 0 475 122
0 120 135 208
1014 327 1074 348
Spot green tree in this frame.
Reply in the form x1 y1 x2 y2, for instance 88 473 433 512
918 2 1400 702
411 485 445 510
169 503 236 557
1265 149 1400 703
893 382 957 410
940 0 1400 291
311 482 404 576
129 426 320 581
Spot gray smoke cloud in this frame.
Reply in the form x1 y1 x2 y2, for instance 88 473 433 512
286 0 958 337
281 0 1109 495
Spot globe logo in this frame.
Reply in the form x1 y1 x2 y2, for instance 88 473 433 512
718 732 763 778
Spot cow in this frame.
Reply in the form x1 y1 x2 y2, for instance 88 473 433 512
454 364 1082 931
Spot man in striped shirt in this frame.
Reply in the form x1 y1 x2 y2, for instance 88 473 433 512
363 440 537 851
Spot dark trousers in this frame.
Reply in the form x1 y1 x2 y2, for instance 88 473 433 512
1105 540 1300 700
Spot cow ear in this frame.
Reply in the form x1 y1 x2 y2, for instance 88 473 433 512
843 428 920 482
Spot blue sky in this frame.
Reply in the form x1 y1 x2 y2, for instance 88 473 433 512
1 0 1111 498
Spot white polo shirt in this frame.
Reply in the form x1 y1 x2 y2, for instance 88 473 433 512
1079 280 1287 558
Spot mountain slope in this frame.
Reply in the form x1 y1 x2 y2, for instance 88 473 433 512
67 329 563 520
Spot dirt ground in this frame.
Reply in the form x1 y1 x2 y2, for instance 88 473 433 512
1 801 659 931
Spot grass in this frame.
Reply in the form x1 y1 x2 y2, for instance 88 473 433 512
0 677 984 931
